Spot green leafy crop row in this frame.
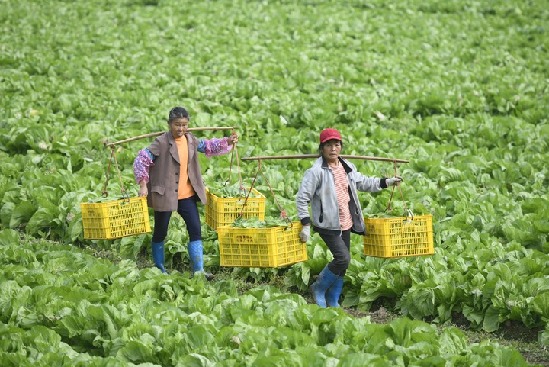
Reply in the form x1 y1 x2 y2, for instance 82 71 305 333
0 229 534 366
0 0 547 363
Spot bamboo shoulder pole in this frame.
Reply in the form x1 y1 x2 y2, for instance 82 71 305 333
241 154 409 164
104 126 235 147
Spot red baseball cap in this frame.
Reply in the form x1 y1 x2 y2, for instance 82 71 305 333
319 128 342 143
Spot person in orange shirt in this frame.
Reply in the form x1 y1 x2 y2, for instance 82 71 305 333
133 107 238 277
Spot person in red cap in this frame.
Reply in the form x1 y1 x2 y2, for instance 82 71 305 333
296 128 402 308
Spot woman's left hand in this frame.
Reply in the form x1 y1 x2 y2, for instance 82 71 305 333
228 132 239 145
386 176 403 186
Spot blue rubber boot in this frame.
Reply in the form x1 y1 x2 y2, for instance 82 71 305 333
310 266 338 308
326 276 344 307
188 240 213 280
151 241 167 273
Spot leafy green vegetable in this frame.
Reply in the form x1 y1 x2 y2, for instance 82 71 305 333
207 182 263 199
0 0 548 362
231 217 293 228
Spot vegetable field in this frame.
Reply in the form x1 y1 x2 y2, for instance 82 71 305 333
1 0 547 366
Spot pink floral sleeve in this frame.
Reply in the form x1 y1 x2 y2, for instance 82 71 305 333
133 149 154 183
198 137 234 158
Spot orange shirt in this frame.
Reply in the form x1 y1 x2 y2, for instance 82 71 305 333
174 136 195 199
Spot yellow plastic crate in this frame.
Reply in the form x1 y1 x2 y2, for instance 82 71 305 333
363 214 434 258
81 197 151 240
205 187 266 230
217 222 307 268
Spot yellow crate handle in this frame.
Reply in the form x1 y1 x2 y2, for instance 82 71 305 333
404 209 414 224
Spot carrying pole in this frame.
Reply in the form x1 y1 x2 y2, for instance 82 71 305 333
241 154 409 163
104 126 235 147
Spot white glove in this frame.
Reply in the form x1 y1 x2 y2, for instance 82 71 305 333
386 176 403 186
299 225 310 243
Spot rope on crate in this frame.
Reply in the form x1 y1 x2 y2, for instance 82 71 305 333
245 159 290 221
223 140 290 223
385 159 407 214
226 143 261 222
223 142 264 223
226 134 244 191
102 145 127 198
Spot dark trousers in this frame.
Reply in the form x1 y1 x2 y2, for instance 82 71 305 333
152 196 202 243
318 229 351 277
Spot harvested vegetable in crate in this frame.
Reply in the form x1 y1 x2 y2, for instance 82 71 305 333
207 182 263 198
80 145 151 240
81 196 151 240
205 187 266 230
231 217 293 228
217 221 306 268
363 213 434 258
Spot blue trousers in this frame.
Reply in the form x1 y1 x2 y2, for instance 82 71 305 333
152 196 201 243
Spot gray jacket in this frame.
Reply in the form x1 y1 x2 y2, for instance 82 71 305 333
296 157 384 234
